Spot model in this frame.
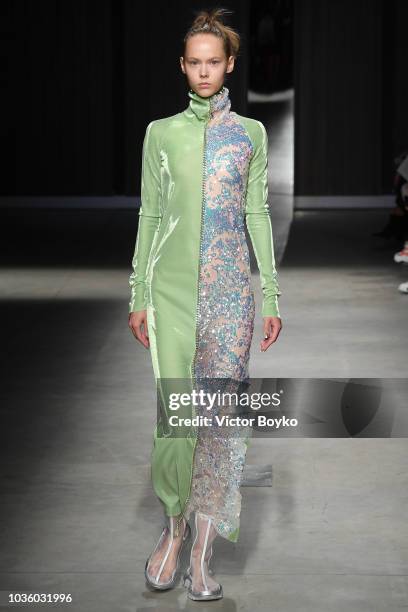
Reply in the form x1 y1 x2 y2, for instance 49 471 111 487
128 8 282 602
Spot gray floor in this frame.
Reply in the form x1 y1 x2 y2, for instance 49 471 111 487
1 96 408 610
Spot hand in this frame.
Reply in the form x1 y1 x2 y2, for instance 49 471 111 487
128 310 149 349
260 316 282 352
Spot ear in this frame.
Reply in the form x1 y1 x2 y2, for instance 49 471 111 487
226 55 235 74
179 56 185 74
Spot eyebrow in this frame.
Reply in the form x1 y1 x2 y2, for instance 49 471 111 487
186 56 223 60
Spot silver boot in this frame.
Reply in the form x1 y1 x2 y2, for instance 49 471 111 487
145 515 191 590
183 512 223 601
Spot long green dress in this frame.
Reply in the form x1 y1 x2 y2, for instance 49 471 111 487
129 85 281 543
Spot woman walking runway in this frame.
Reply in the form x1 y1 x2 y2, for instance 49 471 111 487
128 8 282 601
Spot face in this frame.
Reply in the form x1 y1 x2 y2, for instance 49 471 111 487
180 33 234 97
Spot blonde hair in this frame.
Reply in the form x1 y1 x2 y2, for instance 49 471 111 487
183 7 240 59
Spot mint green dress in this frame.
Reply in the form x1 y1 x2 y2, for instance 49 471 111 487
129 85 281 542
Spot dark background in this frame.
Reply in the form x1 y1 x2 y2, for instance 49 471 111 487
3 0 408 197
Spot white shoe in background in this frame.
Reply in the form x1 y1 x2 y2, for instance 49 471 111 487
394 242 408 263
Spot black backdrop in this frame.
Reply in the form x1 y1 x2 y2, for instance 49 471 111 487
3 0 408 197
5 0 248 196
294 0 408 196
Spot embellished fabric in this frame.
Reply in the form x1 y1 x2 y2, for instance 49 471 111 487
184 86 255 541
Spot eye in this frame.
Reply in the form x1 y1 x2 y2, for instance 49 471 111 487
189 60 219 65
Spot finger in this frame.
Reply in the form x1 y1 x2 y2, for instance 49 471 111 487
140 317 150 347
260 320 282 351
265 327 279 346
129 321 139 341
261 334 276 351
262 325 271 348
131 320 149 348
260 320 272 351
138 324 150 348
139 325 150 348
263 319 271 338
271 320 282 340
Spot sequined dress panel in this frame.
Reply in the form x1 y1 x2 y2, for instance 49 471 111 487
182 93 255 539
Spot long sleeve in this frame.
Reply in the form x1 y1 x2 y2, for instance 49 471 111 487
245 120 282 318
129 121 162 313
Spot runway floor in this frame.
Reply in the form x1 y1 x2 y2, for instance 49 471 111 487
1 81 407 612
0 201 407 611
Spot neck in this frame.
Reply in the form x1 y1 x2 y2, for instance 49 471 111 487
186 85 231 122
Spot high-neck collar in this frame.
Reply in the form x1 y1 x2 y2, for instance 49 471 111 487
185 85 231 122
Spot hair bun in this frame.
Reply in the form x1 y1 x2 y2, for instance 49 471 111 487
184 7 240 59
